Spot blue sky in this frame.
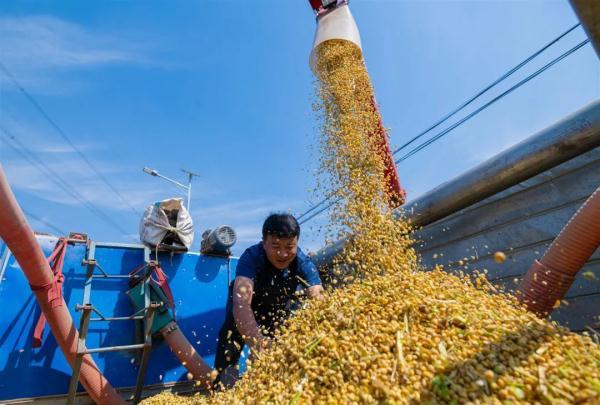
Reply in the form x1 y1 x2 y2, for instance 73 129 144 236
0 0 598 255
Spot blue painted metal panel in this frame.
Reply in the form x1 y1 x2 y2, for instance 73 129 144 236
0 236 237 401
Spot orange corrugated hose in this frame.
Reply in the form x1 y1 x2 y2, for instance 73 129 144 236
160 321 214 390
517 185 600 317
0 167 125 404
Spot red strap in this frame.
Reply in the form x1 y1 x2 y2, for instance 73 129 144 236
129 263 175 309
369 97 406 208
309 0 323 12
31 314 46 348
152 265 175 309
128 264 145 277
31 238 68 348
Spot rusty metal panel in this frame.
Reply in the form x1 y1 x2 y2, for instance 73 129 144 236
415 148 600 332
418 199 592 272
570 0 600 58
550 294 600 332
416 149 600 253
492 259 599 298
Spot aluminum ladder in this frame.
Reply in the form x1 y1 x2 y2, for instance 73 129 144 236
66 240 161 405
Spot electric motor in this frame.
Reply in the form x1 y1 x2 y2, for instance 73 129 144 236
200 225 237 256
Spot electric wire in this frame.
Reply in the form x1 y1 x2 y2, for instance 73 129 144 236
299 196 341 225
298 23 582 222
1 125 132 236
0 62 142 217
22 209 68 236
393 38 590 164
0 124 134 238
297 189 339 220
299 37 590 225
391 22 581 156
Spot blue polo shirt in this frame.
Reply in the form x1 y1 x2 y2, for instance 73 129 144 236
233 242 321 327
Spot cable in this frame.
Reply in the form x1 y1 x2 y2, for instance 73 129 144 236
0 124 134 238
298 24 582 221
299 196 341 225
0 62 141 217
391 22 581 156
1 125 132 236
299 38 590 225
394 38 590 164
297 190 339 220
22 209 67 236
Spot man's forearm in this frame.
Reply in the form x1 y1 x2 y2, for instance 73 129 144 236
232 276 266 348
233 304 264 347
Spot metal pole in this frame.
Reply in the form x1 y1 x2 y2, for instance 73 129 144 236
570 0 600 58
312 100 600 268
181 169 200 211
143 167 199 210
187 172 192 211
143 168 189 190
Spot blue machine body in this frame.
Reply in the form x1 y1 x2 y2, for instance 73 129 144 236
0 235 241 401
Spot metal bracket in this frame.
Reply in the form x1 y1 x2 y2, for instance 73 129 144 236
68 232 88 242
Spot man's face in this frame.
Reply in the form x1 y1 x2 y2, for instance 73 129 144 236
263 235 298 270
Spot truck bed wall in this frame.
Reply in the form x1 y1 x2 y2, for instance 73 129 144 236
415 147 600 333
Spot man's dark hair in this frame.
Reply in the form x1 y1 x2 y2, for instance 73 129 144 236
262 213 300 239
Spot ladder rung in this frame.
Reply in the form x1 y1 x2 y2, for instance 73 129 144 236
91 274 131 279
91 315 146 321
84 343 145 354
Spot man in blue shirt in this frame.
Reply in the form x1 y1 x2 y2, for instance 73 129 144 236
214 213 324 383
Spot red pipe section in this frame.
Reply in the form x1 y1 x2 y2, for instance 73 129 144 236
309 0 344 16
309 0 323 13
160 321 214 390
0 167 125 404
371 98 406 208
517 185 600 317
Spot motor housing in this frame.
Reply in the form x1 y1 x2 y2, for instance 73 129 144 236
200 225 237 256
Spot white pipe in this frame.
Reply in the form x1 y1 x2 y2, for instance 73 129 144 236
309 4 362 71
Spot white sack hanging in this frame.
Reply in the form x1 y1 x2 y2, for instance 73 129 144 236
139 198 194 248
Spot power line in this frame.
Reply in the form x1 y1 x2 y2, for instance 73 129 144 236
299 37 590 225
394 38 590 164
22 209 67 236
1 125 132 236
0 62 142 217
0 124 134 237
297 190 339 221
391 22 581 156
299 195 341 225
297 23 582 222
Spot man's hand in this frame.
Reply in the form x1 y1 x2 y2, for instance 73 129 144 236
248 335 272 364
249 334 271 353
307 284 325 301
